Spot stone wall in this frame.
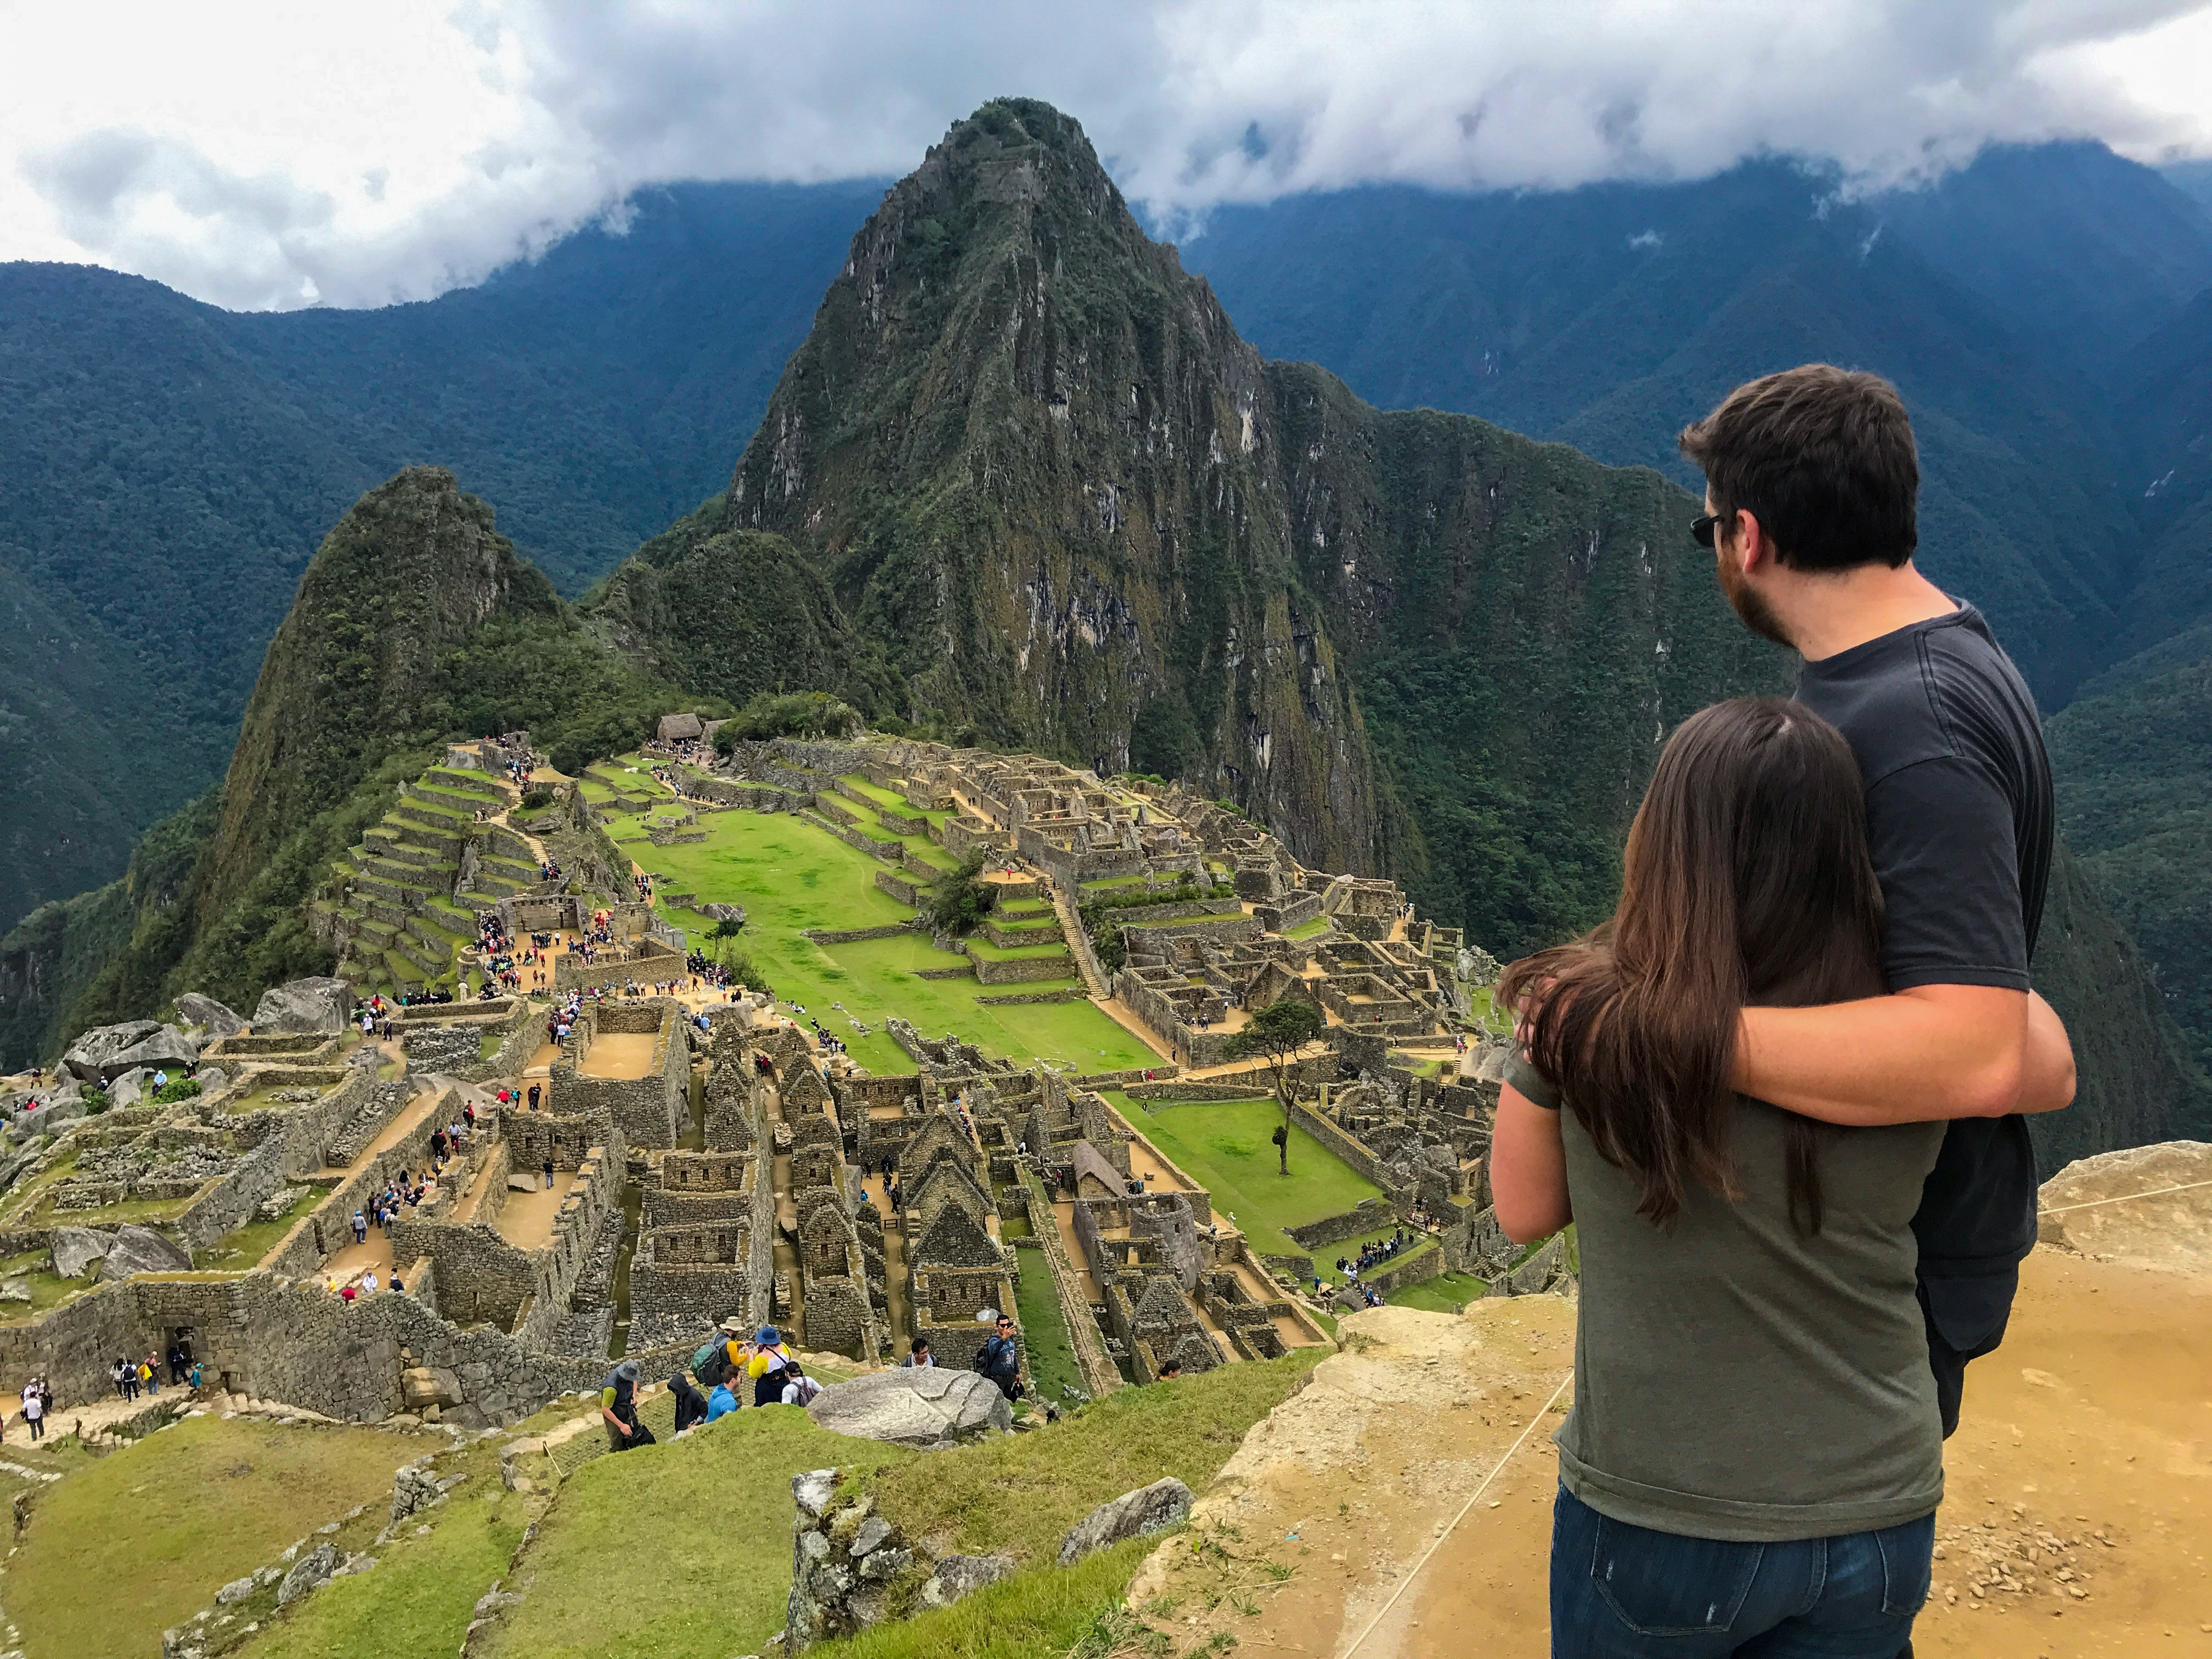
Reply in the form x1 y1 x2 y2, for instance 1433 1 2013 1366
1286 1195 1403 1250
967 950 1076 985
551 1001 686 1148
973 988 1088 1006
389 1142 614 1333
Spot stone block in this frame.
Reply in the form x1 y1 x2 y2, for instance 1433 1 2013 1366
1056 1476 1193 1565
275 1543 337 1607
919 1554 1013 1607
50 1225 114 1279
400 1367 462 1409
804 1368 1011 1449
253 978 353 1036
100 1224 193 1278
176 993 248 1039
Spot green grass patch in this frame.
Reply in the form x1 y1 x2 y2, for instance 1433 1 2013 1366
7 1414 416 1659
864 1350 1319 1564
630 811 1158 1073
1284 916 1333 940
1387 1271 1489 1313
234 1440 522 1659
482 1408 907 1659
1010 1244 1084 1406
1104 1094 1385 1259
963 936 1072 962
809 1538 1154 1659
0 1250 95 1321
195 1188 323 1271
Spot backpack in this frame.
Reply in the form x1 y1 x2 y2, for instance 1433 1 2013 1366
785 1373 822 1406
691 1341 729 1386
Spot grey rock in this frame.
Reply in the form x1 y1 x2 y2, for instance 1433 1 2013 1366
50 1225 115 1279
214 1575 258 1605
275 1543 337 1607
850 1516 894 1557
0 1279 29 1303
792 1468 840 1519
799 1530 831 1562
857 1546 910 1583
1057 1476 1194 1566
99 1223 193 1279
474 1589 523 1615
109 1069 151 1110
804 1368 1012 1449
176 994 247 1039
919 1554 1013 1607
112 1026 201 1076
59 1021 162 1084
252 977 353 1036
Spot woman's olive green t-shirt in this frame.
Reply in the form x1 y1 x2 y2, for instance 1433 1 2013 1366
1505 1054 1945 1541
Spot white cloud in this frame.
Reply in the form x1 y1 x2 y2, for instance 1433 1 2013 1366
2 0 2208 311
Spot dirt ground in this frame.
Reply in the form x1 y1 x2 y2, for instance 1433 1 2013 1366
1124 1145 2212 1659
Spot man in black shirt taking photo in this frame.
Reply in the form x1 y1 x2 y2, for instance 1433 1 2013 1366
1679 364 2076 1438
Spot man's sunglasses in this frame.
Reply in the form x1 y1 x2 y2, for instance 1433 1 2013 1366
1691 512 1723 549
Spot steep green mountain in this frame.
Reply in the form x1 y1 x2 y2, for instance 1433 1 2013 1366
9 106 2204 1158
0 182 868 935
6 467 699 1050
1178 153 2212 704
682 98 2198 1148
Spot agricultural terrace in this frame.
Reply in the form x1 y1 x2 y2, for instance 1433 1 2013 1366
590 758 1160 1076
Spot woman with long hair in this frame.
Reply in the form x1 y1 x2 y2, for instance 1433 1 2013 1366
1491 697 2066 1657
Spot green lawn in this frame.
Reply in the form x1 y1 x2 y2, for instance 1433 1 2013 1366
195 1187 323 1271
1388 1271 1489 1313
1010 1244 1085 1405
235 1437 522 1659
481 1408 908 1659
7 1413 417 1659
1104 1094 1385 1259
607 804 1159 1074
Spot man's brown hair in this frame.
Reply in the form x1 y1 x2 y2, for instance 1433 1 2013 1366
1679 365 1918 571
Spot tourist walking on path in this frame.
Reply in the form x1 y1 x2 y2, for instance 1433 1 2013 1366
352 1209 368 1246
974 1314 1021 1402
19 1380 43 1441
543 1155 555 1190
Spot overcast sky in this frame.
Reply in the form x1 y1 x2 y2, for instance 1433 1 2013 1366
4 0 2210 311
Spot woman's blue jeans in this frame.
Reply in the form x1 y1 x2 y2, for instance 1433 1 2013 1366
1550 1485 1933 1657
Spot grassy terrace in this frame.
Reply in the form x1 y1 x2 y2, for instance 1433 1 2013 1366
9 1412 415 1659
1103 1093 1389 1261
196 1187 323 1271
592 769 1159 1074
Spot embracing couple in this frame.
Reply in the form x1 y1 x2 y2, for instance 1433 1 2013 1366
1491 365 2073 1657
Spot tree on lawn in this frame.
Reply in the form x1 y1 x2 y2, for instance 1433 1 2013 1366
1225 997 1325 1175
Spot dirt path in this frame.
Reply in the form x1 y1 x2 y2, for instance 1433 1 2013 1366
1124 1147 2212 1659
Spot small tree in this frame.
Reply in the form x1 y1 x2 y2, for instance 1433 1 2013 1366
1224 997 1325 1175
926 854 998 937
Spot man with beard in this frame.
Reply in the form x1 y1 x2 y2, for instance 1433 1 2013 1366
1677 364 2075 1447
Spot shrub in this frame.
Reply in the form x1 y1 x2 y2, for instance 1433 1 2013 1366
152 1077 202 1104
717 691 864 749
926 854 998 937
716 946 775 999
520 786 555 811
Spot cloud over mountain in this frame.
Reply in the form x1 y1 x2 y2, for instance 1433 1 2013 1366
4 0 2210 309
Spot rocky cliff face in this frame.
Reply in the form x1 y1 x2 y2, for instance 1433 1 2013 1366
716 99 1383 873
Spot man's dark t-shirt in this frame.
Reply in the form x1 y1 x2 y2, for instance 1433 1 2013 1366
1794 605 2053 1364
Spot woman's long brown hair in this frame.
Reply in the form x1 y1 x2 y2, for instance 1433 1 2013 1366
1497 697 1885 1232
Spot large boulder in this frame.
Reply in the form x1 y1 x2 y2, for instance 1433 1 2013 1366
111 1025 201 1075
1056 1476 1194 1565
253 977 353 1035
50 1225 114 1279
175 993 247 1039
107 1069 151 1110
275 1543 337 1607
98 1223 192 1279
804 1368 1012 1449
58 1021 161 1084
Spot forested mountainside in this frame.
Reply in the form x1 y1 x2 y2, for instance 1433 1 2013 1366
4 103 2206 1157
0 183 870 933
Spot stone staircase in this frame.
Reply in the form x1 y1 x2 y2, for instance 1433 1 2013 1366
319 760 542 996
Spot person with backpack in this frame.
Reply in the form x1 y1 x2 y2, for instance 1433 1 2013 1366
974 1314 1021 1402
746 1325 793 1403
777 1363 821 1408
20 1380 43 1442
899 1338 934 1368
600 1359 653 1450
